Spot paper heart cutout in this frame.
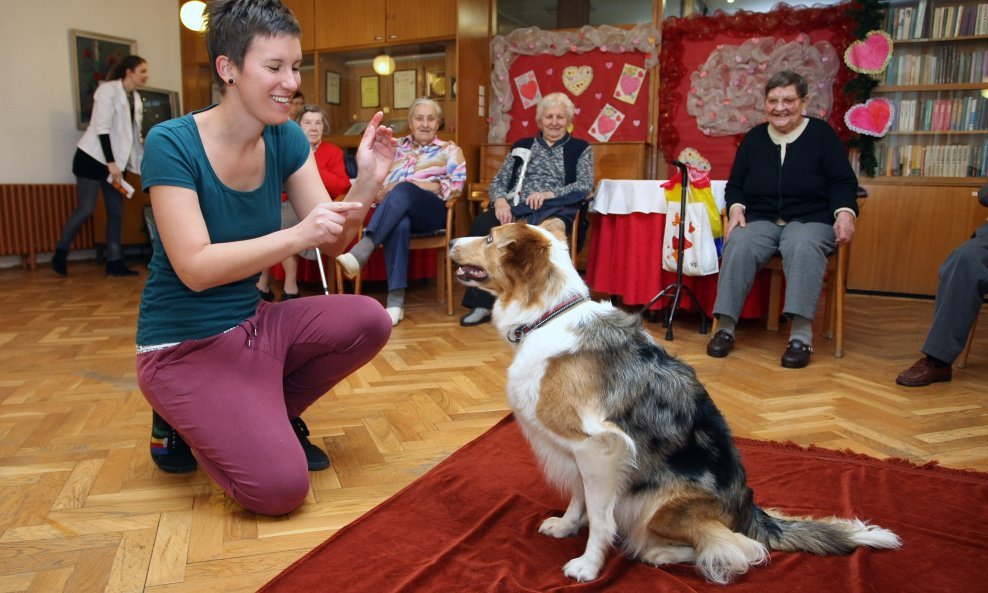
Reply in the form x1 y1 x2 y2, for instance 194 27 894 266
619 74 640 96
597 116 617 135
519 80 538 100
844 30 894 75
562 66 593 96
844 98 893 137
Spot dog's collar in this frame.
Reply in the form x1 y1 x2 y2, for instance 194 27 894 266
508 294 589 343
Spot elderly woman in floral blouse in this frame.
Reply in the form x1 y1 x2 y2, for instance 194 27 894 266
337 97 466 325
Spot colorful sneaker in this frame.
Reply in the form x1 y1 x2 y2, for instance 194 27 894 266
290 417 331 471
150 412 197 473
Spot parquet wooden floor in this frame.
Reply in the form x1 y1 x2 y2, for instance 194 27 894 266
0 262 985 592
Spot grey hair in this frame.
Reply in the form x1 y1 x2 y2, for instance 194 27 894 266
205 0 301 89
407 97 442 122
536 92 575 123
295 104 329 132
765 70 808 98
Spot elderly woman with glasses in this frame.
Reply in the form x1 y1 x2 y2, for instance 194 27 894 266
705 70 859 369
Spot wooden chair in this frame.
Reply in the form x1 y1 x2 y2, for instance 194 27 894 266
715 191 866 358
958 310 981 369
335 193 459 315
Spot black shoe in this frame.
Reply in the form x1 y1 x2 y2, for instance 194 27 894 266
150 411 197 473
781 339 813 369
106 259 138 276
258 287 275 302
290 417 331 471
52 249 68 276
280 291 301 301
706 330 735 358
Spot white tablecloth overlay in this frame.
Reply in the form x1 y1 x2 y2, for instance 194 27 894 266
591 179 727 215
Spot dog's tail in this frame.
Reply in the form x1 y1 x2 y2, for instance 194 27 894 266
748 506 902 556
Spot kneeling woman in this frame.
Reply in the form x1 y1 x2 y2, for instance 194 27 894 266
137 0 395 516
459 92 594 326
336 97 466 325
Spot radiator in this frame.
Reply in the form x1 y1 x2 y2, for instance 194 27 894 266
0 184 92 269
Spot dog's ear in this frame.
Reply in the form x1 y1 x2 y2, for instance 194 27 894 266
539 218 567 242
501 224 551 283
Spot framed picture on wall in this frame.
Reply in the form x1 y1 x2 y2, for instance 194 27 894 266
393 69 417 109
139 87 180 140
360 76 380 108
325 71 341 105
70 29 137 130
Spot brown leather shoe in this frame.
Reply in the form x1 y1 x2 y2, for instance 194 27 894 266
896 357 952 387
706 331 735 358
781 339 812 368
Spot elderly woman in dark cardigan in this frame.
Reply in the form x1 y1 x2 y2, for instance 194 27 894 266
705 70 859 369
459 92 594 326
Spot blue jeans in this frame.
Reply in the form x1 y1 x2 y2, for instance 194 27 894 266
364 181 447 291
58 176 125 260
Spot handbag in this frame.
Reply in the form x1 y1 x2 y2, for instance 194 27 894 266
662 186 719 276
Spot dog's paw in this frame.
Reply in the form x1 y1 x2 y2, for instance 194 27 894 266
563 556 602 582
539 516 580 538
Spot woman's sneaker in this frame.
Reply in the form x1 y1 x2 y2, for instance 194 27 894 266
290 417 331 471
150 412 197 473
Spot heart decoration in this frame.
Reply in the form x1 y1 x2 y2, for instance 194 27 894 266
844 30 894 75
519 80 538 101
844 98 894 137
562 66 594 96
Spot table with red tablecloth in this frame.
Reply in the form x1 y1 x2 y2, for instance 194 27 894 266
584 179 768 318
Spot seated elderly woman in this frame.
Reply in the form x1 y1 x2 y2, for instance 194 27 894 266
257 104 351 301
459 92 594 326
706 70 859 369
336 97 466 325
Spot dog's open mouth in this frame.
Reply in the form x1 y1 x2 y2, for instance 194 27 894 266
455 264 488 282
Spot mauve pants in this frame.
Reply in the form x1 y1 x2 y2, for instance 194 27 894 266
137 295 392 516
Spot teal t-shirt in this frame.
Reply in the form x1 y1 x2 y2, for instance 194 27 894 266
136 106 309 346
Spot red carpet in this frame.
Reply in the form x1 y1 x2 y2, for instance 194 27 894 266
260 416 988 593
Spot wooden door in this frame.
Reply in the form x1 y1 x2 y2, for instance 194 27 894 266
848 182 986 296
385 0 456 43
314 0 387 49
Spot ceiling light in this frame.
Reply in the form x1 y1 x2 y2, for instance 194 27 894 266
372 54 396 76
180 1 207 32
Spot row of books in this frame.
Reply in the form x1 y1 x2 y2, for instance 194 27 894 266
884 47 987 85
890 96 988 131
872 143 987 177
885 2 988 39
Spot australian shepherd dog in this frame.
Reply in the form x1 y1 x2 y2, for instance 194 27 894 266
449 219 901 584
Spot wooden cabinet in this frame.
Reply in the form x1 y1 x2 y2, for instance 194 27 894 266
846 0 987 296
283 0 317 51
848 180 985 296
314 0 456 49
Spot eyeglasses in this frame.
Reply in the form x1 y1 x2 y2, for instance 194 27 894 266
765 96 805 108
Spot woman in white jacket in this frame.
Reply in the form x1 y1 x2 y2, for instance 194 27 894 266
53 55 148 276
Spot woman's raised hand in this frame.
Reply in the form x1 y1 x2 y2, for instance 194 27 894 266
354 112 396 192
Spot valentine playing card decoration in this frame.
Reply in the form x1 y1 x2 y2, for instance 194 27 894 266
844 98 894 137
588 104 625 142
844 30 894 75
562 65 594 96
613 64 646 105
514 70 542 110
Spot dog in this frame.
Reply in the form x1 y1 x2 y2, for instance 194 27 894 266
450 219 901 584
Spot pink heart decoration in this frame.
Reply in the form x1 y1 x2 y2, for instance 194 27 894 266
844 30 894 75
598 116 617 135
844 98 894 137
620 75 639 96
521 121 530 127
632 119 641 127
605 62 613 69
